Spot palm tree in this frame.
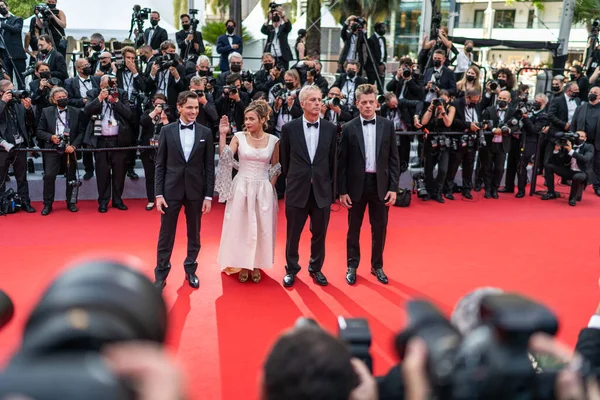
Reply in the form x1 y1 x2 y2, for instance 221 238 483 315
306 0 321 55
329 0 397 25
206 0 230 21
573 0 600 31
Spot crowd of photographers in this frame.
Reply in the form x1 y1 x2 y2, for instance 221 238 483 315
0 0 597 216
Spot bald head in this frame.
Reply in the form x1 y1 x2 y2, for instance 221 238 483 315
498 90 511 102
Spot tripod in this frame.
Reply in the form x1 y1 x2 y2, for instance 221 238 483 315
356 29 384 92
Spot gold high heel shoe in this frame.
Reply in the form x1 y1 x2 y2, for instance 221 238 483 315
251 269 261 283
239 269 249 283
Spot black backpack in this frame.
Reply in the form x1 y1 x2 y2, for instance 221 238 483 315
0 189 21 216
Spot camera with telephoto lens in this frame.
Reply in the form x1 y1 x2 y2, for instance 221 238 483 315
34 3 53 19
8 90 30 104
188 9 200 33
22 67 36 78
517 101 536 116
107 78 119 97
0 259 168 399
132 5 151 22
271 83 288 100
240 70 254 83
431 98 446 108
402 67 412 79
556 131 580 147
351 17 366 32
394 293 586 400
269 2 279 11
323 97 345 107
155 54 179 71
489 80 499 91
68 179 82 204
194 90 204 98
412 172 428 199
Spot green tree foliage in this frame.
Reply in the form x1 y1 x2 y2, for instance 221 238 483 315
200 21 253 45
6 0 37 19
329 0 398 24
573 0 600 30
207 0 230 21
306 0 321 54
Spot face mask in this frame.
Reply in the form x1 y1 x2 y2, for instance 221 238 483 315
198 69 208 76
574 138 584 146
182 24 190 31
497 79 506 88
552 85 560 93
226 26 235 34
230 64 241 73
150 19 158 27
82 66 92 76
140 55 147 63
572 92 580 99
433 59 442 68
465 46 473 52
376 28 386 35
285 82 295 90
0 7 8 16
467 100 476 108
264 63 273 71
466 75 475 82
56 98 68 108
272 14 280 23
91 44 102 52
589 93 598 102
570 74 577 81
533 102 542 111
40 48 49 55
47 3 56 9
346 70 356 79
497 100 508 109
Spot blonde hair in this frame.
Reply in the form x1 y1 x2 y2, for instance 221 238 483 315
354 83 378 102
244 99 272 132
457 65 482 93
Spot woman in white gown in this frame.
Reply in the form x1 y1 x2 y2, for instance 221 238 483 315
215 100 281 283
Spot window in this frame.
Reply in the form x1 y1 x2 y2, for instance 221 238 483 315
494 10 516 28
527 9 535 28
473 10 484 28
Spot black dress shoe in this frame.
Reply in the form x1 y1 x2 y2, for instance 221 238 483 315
127 169 139 180
474 182 482 192
491 190 499 199
462 191 473 200
498 187 514 193
112 203 128 211
186 273 199 289
83 172 94 180
434 194 445 203
515 191 525 198
98 205 108 213
309 271 328 286
484 190 491 199
346 267 357 285
154 279 166 292
283 273 296 287
541 192 557 200
41 205 52 216
67 203 78 212
371 268 388 284
23 203 36 213
569 198 576 206
444 193 455 200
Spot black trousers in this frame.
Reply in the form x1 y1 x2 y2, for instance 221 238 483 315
347 174 388 270
366 69 385 94
593 149 600 191
140 150 155 202
83 146 94 175
42 151 76 205
94 137 127 206
424 145 449 197
285 188 331 274
480 144 507 191
545 164 586 199
516 141 538 191
398 135 411 173
504 136 521 190
446 145 476 193
0 146 29 201
155 197 202 280
1 55 26 90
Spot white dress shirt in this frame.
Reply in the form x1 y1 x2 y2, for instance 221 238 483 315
270 25 281 58
568 145 582 171
178 120 212 201
56 108 68 137
77 74 93 99
360 116 377 173
566 93 577 124
342 78 356 107
302 116 319 163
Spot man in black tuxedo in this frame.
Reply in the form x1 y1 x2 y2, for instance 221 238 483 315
338 84 399 285
36 87 86 215
423 49 457 99
176 13 205 63
365 22 387 93
261 6 293 70
136 11 168 54
0 1 27 89
35 34 68 82
542 130 593 206
154 91 214 292
145 41 186 108
280 85 338 287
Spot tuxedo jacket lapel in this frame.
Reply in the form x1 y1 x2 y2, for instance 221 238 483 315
375 117 383 160
189 123 202 160
355 118 366 160
296 119 311 163
314 118 327 161
171 124 185 161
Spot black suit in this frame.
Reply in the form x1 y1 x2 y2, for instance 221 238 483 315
338 116 399 270
154 122 214 281
36 106 86 205
423 66 457 98
36 49 68 82
176 30 205 62
261 21 293 69
137 26 168 51
0 15 27 89
545 142 593 199
480 105 515 192
145 63 186 108
280 117 337 274
365 34 387 92
576 327 600 378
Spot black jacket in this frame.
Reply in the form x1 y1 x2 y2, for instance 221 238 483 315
261 21 293 63
0 100 34 146
154 121 214 201
65 75 101 109
548 94 580 136
423 66 457 98
176 29 205 60
36 105 86 148
280 117 338 209
36 49 68 82
338 116 400 202
83 88 133 147
570 102 600 145
136 26 168 50
1 15 26 60
548 142 594 177
481 105 517 153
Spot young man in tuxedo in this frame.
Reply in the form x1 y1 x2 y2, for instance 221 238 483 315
338 84 399 285
280 85 338 287
154 91 214 292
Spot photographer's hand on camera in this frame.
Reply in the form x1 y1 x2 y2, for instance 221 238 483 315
98 88 109 102
1 90 12 104
169 66 180 82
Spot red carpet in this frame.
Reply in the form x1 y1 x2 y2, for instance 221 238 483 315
0 185 599 400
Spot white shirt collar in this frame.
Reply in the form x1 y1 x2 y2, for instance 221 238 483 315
360 115 376 124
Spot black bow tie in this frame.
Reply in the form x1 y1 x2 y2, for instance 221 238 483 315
180 124 194 130
363 119 376 126
307 122 319 129
58 109 66 114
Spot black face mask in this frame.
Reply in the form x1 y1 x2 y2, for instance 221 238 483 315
552 85 560 93
56 98 68 108
91 44 102 52
376 28 386 35
182 24 191 31
40 48 50 55
272 14 280 23
150 19 158 27
465 46 473 52
497 78 506 88
570 74 577 81
230 64 241 73
82 66 92 76
198 69 208 76
263 63 273 71
466 75 475 82
140 55 147 63
589 93 598 102
346 70 356 79
574 138 584 146
0 7 8 16
497 100 508 109
433 59 442 68
533 102 542 111
47 3 56 9
285 82 295 90
226 26 235 34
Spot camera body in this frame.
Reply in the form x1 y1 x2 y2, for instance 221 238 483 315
557 131 580 147
351 17 366 32
489 80 499 91
412 172 428 198
187 8 200 33
34 3 53 19
133 5 151 22
323 97 345 108
240 70 254 83
431 98 446 108
155 54 179 71
8 90 30 104
402 67 412 79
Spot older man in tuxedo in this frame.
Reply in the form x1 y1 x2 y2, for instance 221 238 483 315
154 91 214 292
280 85 338 287
338 84 399 285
